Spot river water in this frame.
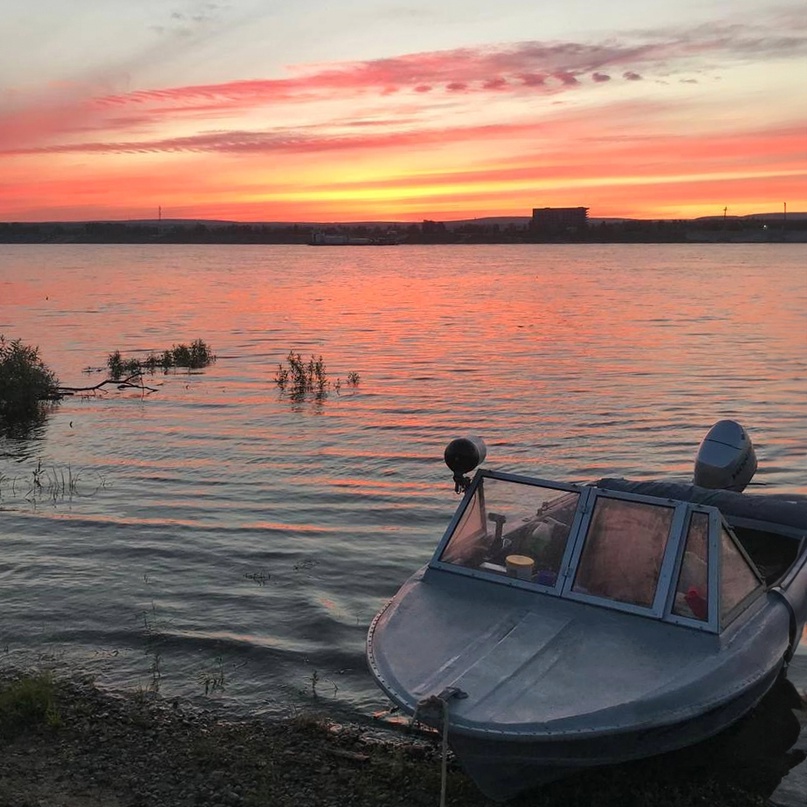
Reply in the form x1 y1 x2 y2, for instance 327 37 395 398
1 243 806 787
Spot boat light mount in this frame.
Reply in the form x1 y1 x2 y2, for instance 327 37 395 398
444 436 487 493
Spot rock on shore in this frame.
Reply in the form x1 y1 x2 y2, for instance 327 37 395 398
0 671 802 807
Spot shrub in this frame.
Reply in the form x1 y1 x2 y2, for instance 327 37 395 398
274 352 361 402
107 350 141 380
274 352 328 401
0 336 60 421
107 339 215 380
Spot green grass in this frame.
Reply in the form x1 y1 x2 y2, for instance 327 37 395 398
0 673 61 738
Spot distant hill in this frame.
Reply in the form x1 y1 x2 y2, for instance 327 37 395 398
8 211 806 229
4 212 805 246
693 212 807 222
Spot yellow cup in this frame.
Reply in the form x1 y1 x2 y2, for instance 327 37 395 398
506 554 534 580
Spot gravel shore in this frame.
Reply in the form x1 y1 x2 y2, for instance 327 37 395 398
0 671 804 807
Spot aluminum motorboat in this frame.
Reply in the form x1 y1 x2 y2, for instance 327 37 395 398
366 422 807 801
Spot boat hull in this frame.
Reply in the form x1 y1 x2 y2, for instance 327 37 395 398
368 564 797 801
444 662 782 801
367 468 807 802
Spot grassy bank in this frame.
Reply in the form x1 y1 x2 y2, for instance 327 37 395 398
0 670 801 807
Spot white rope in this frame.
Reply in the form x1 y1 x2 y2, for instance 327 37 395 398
412 687 467 807
440 698 450 807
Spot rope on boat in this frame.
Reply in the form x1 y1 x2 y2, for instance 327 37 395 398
412 687 467 807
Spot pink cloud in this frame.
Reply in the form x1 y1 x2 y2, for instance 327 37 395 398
518 73 547 86
2 119 552 157
552 72 580 86
94 38 649 110
79 15 801 125
2 16 805 161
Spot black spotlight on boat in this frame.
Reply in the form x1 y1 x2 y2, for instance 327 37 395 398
444 436 487 493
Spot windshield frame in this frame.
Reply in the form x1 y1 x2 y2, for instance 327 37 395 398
429 470 586 595
559 487 689 618
429 470 764 634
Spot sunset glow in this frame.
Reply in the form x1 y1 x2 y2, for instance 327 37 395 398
2 1 806 222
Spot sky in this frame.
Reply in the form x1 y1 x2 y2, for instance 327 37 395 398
1 0 806 222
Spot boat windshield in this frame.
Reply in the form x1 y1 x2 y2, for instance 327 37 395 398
571 496 674 608
438 476 580 587
434 472 764 630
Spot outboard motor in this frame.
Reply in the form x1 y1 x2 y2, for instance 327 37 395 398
694 420 757 492
444 436 487 493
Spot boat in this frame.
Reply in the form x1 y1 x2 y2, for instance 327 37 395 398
308 230 399 246
309 231 374 246
366 421 807 801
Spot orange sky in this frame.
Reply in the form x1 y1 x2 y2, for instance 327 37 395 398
2 1 806 222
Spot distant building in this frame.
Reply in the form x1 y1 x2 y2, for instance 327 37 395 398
531 207 589 234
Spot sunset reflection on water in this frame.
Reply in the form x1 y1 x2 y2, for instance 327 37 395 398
0 242 805 720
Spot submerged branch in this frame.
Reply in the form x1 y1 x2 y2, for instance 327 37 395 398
58 374 158 395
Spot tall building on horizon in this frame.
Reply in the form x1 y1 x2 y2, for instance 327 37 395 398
531 207 589 234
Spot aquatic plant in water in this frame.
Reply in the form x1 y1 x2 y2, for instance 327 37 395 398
274 352 360 401
0 460 104 505
107 339 215 380
198 657 227 696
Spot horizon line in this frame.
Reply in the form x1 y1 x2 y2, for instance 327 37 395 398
3 210 804 227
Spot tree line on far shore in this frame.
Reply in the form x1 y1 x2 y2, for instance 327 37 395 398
1 215 801 245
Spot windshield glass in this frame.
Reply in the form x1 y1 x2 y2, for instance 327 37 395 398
672 511 710 620
571 496 674 608
439 477 580 587
720 526 762 622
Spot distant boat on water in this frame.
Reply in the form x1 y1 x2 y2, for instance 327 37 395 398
309 230 399 246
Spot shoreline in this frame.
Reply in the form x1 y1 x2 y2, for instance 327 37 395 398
1 670 804 807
